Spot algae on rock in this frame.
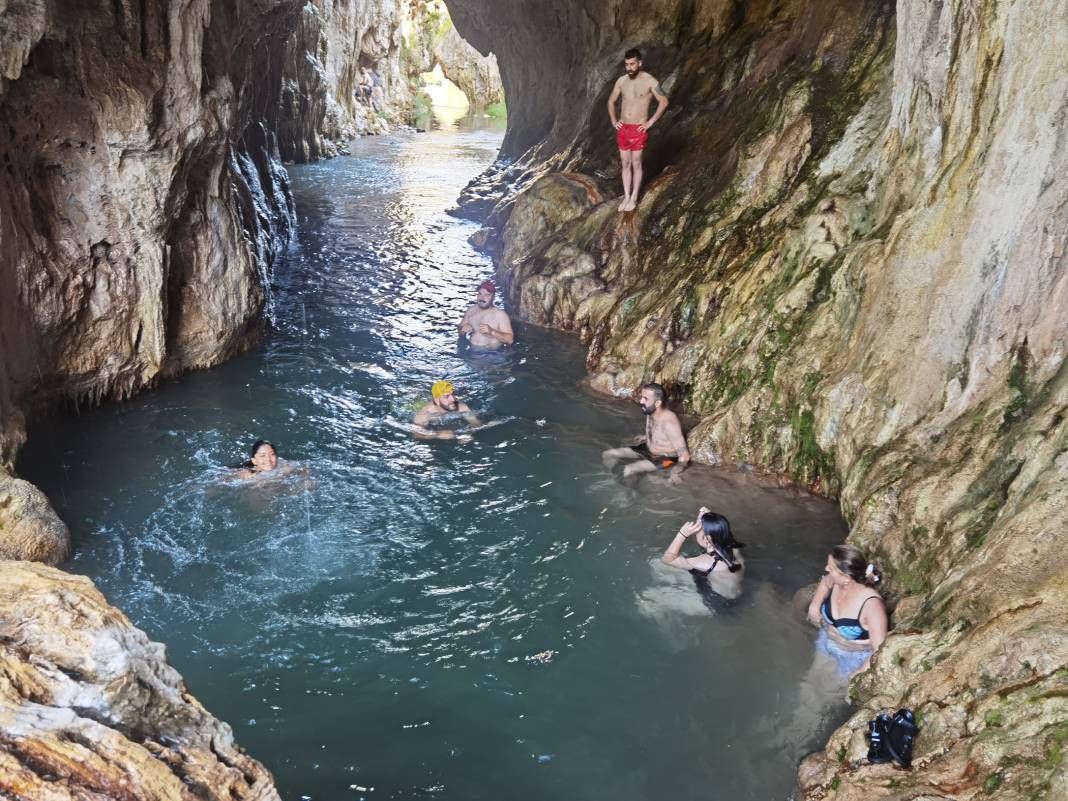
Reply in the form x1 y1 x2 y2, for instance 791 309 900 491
447 0 1068 796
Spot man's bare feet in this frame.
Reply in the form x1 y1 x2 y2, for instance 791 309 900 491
621 196 638 212
618 196 630 211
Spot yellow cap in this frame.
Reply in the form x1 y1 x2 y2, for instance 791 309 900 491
431 380 454 400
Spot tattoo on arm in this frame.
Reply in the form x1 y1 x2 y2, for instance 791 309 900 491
654 83 667 98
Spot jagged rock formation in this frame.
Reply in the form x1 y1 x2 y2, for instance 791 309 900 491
447 0 1068 797
433 23 502 108
0 561 281 799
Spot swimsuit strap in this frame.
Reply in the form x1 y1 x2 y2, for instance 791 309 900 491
854 594 877 618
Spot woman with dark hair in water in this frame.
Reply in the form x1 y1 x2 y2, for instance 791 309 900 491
234 440 283 479
807 544 888 675
661 507 746 600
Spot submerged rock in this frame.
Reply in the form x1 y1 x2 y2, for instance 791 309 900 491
0 561 281 799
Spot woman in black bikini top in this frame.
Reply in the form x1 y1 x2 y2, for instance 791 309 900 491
661 508 746 599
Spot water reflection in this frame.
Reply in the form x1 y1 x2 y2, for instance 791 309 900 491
18 118 848 801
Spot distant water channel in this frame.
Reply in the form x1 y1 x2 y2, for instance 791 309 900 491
20 112 849 800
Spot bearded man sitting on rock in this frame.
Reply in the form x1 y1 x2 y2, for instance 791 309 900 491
603 382 690 478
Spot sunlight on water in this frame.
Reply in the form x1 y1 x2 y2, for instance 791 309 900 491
19 114 849 801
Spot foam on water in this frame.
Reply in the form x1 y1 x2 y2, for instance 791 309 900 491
19 113 851 800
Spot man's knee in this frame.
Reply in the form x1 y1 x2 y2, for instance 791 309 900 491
623 460 657 477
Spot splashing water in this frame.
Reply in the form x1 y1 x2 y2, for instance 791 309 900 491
19 114 849 800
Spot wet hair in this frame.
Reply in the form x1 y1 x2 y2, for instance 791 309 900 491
831 544 881 586
239 439 276 470
624 48 642 61
641 382 666 405
699 512 745 573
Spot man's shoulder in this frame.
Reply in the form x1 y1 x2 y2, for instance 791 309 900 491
642 72 660 88
492 307 511 321
656 408 683 426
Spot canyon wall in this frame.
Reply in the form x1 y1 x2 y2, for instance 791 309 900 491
433 23 502 108
447 0 1068 797
0 0 298 502
0 0 309 565
270 0 411 162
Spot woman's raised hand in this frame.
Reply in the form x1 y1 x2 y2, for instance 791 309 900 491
678 520 702 538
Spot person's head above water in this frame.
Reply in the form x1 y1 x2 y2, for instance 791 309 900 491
247 439 278 473
826 544 881 588
697 512 745 572
638 382 666 415
476 279 496 309
431 380 459 412
624 48 642 79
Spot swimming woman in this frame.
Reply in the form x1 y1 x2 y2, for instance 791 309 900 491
232 440 294 480
661 507 745 600
807 544 888 676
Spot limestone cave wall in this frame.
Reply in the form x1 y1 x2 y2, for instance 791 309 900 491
0 0 297 470
447 0 1068 797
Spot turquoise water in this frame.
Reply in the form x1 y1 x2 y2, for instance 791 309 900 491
19 115 849 800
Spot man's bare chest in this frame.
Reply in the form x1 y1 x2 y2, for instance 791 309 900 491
622 84 652 103
469 306 500 324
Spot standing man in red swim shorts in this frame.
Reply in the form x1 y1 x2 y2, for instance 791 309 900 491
607 48 669 212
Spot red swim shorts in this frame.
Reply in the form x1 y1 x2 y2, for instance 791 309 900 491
616 123 648 152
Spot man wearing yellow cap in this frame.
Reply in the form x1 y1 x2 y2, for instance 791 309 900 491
412 380 480 440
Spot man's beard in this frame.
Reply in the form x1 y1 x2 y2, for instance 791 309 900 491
626 69 639 79
440 399 459 412
639 403 654 415
477 300 493 309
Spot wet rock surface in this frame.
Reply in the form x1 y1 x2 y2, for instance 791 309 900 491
0 469 69 564
0 561 281 799
0 0 297 471
449 0 1068 797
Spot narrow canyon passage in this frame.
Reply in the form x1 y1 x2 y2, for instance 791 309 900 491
20 118 848 800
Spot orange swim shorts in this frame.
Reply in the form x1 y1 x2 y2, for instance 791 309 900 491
616 123 648 152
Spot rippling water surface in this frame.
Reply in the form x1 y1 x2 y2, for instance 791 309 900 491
20 114 849 801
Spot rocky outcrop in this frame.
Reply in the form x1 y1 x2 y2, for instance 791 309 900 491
0 561 281 799
0 0 295 476
433 23 502 108
0 469 69 564
271 0 411 162
447 0 1068 796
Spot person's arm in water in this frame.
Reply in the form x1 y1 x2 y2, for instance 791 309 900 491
638 79 669 133
607 78 623 130
459 306 474 334
412 407 456 440
456 402 481 427
478 311 514 345
664 413 691 468
852 596 889 675
807 574 833 626
660 520 703 569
